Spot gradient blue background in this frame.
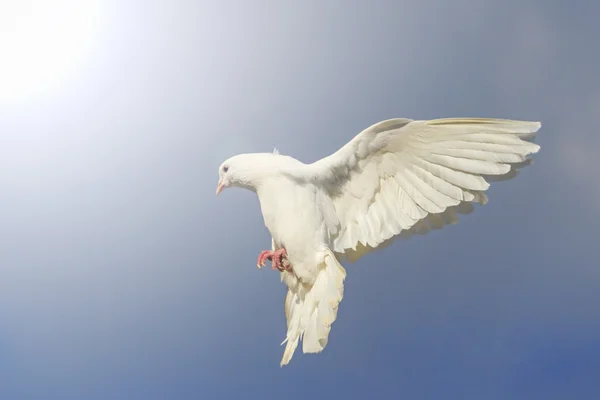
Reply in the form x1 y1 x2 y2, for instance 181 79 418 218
1 0 599 399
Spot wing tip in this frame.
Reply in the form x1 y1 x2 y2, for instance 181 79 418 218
425 117 542 130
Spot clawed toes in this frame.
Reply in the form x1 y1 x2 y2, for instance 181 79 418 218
270 254 280 270
256 250 272 269
271 249 291 272
256 248 292 272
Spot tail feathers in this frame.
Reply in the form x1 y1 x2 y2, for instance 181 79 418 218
280 249 346 367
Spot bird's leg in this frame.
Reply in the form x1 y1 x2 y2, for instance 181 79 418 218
256 248 292 272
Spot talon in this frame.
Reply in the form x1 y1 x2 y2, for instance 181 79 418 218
255 248 292 272
271 255 280 271
271 248 289 272
256 250 272 269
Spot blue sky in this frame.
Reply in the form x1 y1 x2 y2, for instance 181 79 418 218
1 0 599 399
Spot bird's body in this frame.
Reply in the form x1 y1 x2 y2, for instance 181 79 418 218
257 177 325 286
216 117 541 366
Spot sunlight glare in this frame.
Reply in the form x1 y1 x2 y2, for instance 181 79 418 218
0 0 102 105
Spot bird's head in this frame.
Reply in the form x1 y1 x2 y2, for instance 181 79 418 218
216 152 281 195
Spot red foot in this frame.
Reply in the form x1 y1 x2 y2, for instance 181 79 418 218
256 248 292 272
257 250 272 267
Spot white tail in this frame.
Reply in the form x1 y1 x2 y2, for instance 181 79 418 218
279 248 346 366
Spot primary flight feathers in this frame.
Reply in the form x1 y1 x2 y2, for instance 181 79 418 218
310 118 540 261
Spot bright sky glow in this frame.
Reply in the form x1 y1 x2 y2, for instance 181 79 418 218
0 1 101 105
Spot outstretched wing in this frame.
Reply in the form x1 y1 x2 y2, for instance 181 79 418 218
308 118 541 261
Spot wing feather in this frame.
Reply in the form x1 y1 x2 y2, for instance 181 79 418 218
308 118 541 261
411 157 490 191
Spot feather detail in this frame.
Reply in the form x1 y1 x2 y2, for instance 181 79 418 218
280 248 346 366
308 117 541 260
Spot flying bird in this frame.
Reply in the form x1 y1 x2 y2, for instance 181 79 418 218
216 117 541 366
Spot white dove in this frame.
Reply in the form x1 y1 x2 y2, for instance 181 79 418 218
216 117 541 366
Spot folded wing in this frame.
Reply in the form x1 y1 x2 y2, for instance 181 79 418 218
308 118 541 261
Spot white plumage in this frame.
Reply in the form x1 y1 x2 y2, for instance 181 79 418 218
216 117 541 366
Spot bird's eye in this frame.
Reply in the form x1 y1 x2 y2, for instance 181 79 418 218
223 165 229 173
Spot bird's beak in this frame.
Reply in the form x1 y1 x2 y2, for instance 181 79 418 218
216 178 225 196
